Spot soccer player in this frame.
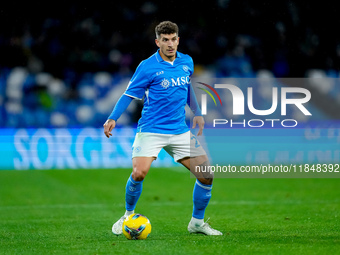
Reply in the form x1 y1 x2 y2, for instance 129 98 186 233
103 21 222 235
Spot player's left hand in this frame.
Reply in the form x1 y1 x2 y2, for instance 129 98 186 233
192 116 205 136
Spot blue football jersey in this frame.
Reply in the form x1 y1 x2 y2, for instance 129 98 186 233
124 50 193 134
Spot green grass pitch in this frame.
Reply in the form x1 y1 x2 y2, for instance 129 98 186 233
0 167 339 254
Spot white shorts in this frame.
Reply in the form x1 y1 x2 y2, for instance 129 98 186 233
131 131 206 162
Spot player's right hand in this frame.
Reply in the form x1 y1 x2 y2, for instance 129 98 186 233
103 119 116 138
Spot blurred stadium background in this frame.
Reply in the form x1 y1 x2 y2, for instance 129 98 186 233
0 1 339 170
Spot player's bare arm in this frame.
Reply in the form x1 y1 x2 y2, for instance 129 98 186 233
192 116 205 136
103 119 116 138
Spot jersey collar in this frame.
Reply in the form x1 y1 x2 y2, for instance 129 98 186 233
155 49 182 63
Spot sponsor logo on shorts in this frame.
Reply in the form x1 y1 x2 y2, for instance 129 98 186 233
134 146 142 153
191 136 201 148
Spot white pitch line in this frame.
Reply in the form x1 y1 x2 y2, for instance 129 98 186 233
0 204 109 210
0 199 338 211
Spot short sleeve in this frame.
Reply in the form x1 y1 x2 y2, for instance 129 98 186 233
124 61 150 100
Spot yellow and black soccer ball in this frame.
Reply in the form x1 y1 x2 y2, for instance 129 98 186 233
122 213 151 240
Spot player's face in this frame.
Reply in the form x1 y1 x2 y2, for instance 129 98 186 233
155 33 179 61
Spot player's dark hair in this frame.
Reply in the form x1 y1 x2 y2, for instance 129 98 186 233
155 21 179 38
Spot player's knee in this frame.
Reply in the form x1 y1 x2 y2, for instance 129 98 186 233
131 170 146 181
199 165 214 185
131 157 154 181
131 167 148 181
198 176 213 185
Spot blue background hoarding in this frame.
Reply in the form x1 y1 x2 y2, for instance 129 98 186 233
1 125 339 170
0 128 177 170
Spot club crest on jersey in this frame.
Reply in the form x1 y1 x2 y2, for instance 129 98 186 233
183 65 189 72
160 78 170 89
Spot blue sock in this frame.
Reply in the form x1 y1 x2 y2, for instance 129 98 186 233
125 174 143 211
192 180 212 219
